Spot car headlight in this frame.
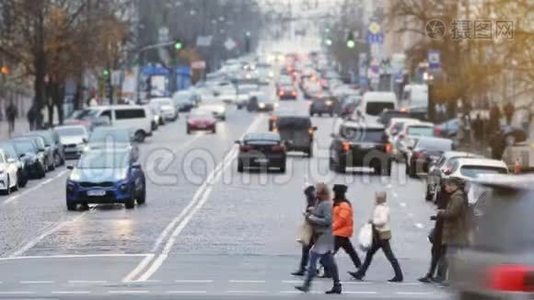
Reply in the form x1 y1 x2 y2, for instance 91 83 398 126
69 169 81 182
258 103 266 108
326 100 333 106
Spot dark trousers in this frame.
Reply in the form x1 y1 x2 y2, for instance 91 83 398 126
304 251 340 288
358 238 403 279
298 243 312 271
427 243 446 279
8 118 15 133
334 236 362 268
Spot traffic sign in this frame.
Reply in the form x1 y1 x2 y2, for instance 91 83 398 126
428 50 441 70
368 22 381 34
367 32 384 44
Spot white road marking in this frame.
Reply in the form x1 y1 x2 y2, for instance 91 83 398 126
396 291 433 295
282 280 300 284
399 202 407 208
0 253 152 261
166 290 207 294
69 280 108 284
132 115 264 282
108 290 150 294
20 280 55 284
393 192 398 197
344 291 378 295
386 184 393 189
229 280 266 283
41 178 54 185
122 254 155 282
225 290 267 294
174 280 213 283
52 291 91 295
9 212 90 257
415 223 424 229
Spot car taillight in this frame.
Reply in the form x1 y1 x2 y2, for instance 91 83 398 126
240 145 252 152
271 145 285 152
308 128 314 135
292 91 297 96
434 127 442 137
342 142 351 152
414 151 423 159
487 265 534 292
279 91 284 96
385 143 393 153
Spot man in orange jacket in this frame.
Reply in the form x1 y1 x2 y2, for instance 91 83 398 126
321 185 361 278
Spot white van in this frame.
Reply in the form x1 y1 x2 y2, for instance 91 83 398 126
355 92 397 123
81 105 152 142
402 84 428 108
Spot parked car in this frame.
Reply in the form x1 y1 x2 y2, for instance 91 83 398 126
309 96 336 117
442 158 508 181
150 97 178 121
377 109 412 126
172 90 196 112
65 148 146 210
198 102 226 121
236 84 259 108
502 141 534 173
450 174 534 300
54 125 89 160
11 139 46 179
329 122 393 175
273 114 316 157
187 109 217 134
236 132 286 173
0 142 28 188
0 149 20 194
425 151 482 201
30 129 65 166
407 136 454 177
14 135 55 172
435 118 461 138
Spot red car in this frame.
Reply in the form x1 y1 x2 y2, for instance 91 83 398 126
186 110 217 134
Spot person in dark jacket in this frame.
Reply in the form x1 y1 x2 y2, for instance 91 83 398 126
292 185 317 276
504 102 514 125
295 183 342 294
6 101 17 135
418 183 450 283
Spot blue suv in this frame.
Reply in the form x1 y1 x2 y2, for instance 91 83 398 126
66 148 146 210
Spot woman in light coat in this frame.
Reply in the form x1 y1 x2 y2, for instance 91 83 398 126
348 191 403 282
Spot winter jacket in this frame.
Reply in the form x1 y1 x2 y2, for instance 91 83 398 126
307 200 334 254
333 202 353 237
438 189 469 246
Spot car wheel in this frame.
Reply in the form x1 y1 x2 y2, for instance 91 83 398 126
3 177 10 195
125 197 135 209
18 170 27 188
279 164 286 173
54 152 62 167
137 186 146 205
66 201 77 211
12 175 18 192
237 160 244 173
158 118 165 126
39 164 46 178
135 130 146 143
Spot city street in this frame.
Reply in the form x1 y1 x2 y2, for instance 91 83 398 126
0 92 449 299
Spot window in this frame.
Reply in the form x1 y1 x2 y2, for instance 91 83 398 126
460 166 508 178
115 109 145 120
340 127 385 143
366 102 395 116
100 110 112 122
407 126 434 136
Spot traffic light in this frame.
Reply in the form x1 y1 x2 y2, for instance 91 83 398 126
102 69 110 78
174 39 183 50
0 66 10 75
324 38 333 46
346 32 355 49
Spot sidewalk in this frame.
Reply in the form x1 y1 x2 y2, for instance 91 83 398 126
0 118 31 141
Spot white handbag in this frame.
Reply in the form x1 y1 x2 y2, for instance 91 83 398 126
358 223 373 251
297 220 313 246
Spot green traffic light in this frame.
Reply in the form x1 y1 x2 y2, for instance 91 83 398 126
346 40 355 48
102 69 110 77
174 42 183 50
325 39 333 46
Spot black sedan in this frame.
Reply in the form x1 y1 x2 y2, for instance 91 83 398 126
236 132 287 173
13 136 54 172
247 94 278 112
407 136 454 178
30 129 65 167
329 122 393 175
310 96 336 117
11 139 47 179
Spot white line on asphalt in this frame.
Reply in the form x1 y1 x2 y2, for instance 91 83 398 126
69 280 108 284
166 291 207 294
9 212 90 257
132 115 265 282
393 192 398 197
415 223 424 229
20 280 55 284
122 254 155 282
399 202 407 208
52 291 91 295
344 291 378 295
225 290 267 294
281 280 300 284
174 280 214 283
41 178 54 185
108 290 150 294
0 253 152 261
229 280 266 283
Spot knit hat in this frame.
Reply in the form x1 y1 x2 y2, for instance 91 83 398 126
333 184 348 195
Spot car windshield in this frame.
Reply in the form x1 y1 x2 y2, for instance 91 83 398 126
416 139 452 151
460 165 508 178
34 133 54 145
366 102 395 116
55 127 86 137
90 130 130 144
78 151 129 169
12 141 36 155
407 126 434 136
340 127 385 143
75 109 99 120
190 110 212 118
276 117 311 129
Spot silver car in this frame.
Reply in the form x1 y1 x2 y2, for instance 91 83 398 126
54 125 89 160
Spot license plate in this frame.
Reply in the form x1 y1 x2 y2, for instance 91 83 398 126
197 125 206 129
87 189 106 197
255 158 269 163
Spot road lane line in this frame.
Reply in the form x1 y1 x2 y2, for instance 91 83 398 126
225 290 267 294
399 202 407 208
0 253 152 261
396 291 433 296
0 291 35 295
69 280 108 284
229 280 266 283
415 223 424 229
108 290 150 294
132 115 264 282
9 211 90 257
20 280 55 284
52 291 91 295
344 291 378 295
122 254 155 282
166 291 207 294
174 280 213 283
